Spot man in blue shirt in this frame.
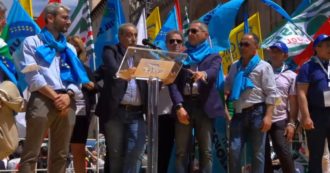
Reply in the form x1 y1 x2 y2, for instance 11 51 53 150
297 34 330 173
16 3 89 173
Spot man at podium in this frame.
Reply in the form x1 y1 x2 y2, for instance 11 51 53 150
169 20 225 173
96 23 147 173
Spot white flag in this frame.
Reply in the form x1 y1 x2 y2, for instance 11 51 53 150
262 0 330 57
136 8 148 46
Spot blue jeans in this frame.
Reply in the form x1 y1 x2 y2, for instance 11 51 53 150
175 98 214 173
103 108 146 173
306 107 330 173
229 103 266 173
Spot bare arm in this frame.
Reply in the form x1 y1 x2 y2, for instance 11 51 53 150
261 104 274 132
285 94 298 142
297 83 314 130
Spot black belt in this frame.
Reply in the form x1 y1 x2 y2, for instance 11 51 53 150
242 103 265 113
183 94 200 99
54 89 67 94
119 104 143 111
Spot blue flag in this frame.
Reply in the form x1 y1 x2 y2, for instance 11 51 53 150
5 0 41 90
199 0 244 51
94 0 126 68
153 7 179 50
261 0 292 22
5 0 41 55
244 12 249 34
291 0 312 17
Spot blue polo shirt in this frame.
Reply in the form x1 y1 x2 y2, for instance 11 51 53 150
297 57 330 108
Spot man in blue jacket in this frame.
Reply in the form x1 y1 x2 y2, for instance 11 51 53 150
169 20 224 173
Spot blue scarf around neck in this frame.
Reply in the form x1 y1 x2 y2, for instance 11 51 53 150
229 54 261 101
183 40 212 65
35 28 90 85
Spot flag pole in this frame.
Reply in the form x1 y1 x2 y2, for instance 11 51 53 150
85 1 99 172
290 21 314 41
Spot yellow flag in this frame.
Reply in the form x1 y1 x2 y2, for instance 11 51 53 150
146 7 161 41
220 12 263 75
19 0 33 17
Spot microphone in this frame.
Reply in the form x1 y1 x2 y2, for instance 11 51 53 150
142 39 161 49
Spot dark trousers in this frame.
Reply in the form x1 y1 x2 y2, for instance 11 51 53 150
175 98 214 173
158 114 175 173
265 119 295 173
306 108 330 173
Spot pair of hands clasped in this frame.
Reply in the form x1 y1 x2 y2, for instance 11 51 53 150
55 82 95 116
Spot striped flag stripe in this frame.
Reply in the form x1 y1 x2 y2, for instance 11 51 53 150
67 0 96 69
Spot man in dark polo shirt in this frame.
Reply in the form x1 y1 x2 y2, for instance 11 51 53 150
297 34 330 173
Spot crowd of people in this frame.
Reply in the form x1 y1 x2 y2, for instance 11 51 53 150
1 1 330 173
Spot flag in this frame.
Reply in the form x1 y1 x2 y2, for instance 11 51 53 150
260 0 292 22
4 0 41 55
199 0 245 52
94 0 126 68
0 39 17 84
243 12 249 34
182 6 190 43
220 13 263 74
36 0 62 28
3 0 41 91
153 7 179 50
67 0 96 70
293 17 330 67
174 0 182 31
146 7 161 41
291 0 312 17
19 0 33 17
262 0 330 57
136 8 147 46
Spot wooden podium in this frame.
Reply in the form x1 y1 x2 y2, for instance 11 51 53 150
116 47 187 173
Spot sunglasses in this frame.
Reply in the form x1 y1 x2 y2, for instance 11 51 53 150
239 42 251 47
169 39 183 44
187 28 200 34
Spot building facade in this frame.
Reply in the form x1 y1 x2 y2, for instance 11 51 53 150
90 0 302 44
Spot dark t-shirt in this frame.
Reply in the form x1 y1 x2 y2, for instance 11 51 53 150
297 57 330 108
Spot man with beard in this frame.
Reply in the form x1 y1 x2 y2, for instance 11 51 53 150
16 3 90 172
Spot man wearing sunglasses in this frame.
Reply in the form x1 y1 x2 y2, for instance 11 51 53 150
156 30 185 173
225 33 277 173
169 21 224 173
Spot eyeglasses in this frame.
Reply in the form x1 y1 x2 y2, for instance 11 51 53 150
169 39 183 44
239 42 251 47
187 28 200 34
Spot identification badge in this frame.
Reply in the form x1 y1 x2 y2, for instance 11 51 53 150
323 90 330 107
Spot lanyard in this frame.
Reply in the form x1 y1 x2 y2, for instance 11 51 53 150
314 57 330 87
274 64 286 80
